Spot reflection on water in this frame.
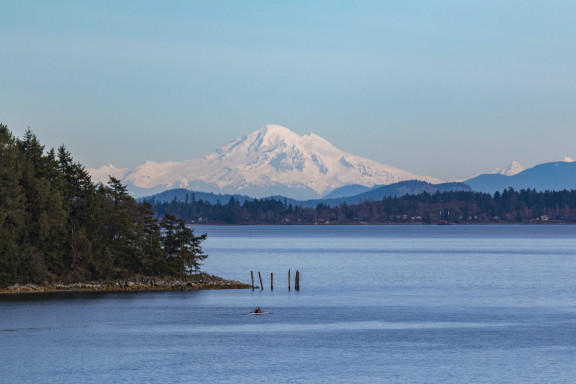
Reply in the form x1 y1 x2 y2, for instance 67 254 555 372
143 320 519 335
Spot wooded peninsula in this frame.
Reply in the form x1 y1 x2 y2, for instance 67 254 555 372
0 125 227 291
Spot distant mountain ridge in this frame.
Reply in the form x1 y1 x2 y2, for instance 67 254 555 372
318 181 472 207
138 189 253 205
89 125 576 200
141 160 576 209
323 184 374 199
89 125 441 199
141 180 472 209
322 181 472 201
464 161 576 193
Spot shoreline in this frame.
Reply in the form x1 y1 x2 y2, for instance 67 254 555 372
187 221 575 226
0 273 252 295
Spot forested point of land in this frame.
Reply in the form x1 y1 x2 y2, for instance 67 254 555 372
149 188 576 225
0 124 207 289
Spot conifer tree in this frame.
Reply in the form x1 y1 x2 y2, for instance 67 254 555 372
0 125 25 285
0 124 210 287
161 214 207 276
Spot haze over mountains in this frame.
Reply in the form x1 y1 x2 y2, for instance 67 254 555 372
90 125 441 199
89 125 576 201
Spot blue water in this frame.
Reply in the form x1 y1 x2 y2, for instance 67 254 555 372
2 225 576 383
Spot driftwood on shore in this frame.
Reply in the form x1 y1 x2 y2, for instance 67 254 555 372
0 273 251 294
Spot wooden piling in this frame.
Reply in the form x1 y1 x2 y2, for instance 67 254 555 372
258 271 263 291
251 271 254 290
288 269 291 291
298 270 300 291
295 270 300 291
271 272 274 291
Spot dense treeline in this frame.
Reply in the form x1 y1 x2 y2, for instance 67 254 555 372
149 188 576 225
0 125 206 288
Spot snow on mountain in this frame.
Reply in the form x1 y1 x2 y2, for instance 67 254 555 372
89 124 442 199
89 163 129 181
490 161 525 176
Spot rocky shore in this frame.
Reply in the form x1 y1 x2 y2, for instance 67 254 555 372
0 273 252 294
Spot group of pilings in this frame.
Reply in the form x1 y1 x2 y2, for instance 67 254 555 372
250 269 300 291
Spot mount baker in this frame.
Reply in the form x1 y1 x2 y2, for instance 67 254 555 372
89 125 441 199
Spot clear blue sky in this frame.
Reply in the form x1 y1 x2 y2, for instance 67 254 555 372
2 0 576 180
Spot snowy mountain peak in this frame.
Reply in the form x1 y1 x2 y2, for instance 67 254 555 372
89 124 442 199
89 163 128 182
261 124 296 137
490 161 525 176
247 124 301 151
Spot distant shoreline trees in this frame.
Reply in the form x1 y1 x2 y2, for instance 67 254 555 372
147 189 576 225
0 124 207 288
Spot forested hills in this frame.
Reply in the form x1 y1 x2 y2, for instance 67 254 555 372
0 125 207 288
139 180 472 210
148 188 576 225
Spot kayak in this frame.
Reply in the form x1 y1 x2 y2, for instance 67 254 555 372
247 311 271 315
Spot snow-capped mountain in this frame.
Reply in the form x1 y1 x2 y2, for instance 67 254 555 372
89 125 442 199
89 163 129 182
489 161 525 176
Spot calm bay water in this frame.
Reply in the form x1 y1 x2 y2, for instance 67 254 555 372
2 225 576 383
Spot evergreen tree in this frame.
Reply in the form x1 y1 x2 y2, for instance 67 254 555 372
161 214 207 276
0 124 211 287
0 125 25 285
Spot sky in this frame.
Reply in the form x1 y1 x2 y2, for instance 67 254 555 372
2 0 576 181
